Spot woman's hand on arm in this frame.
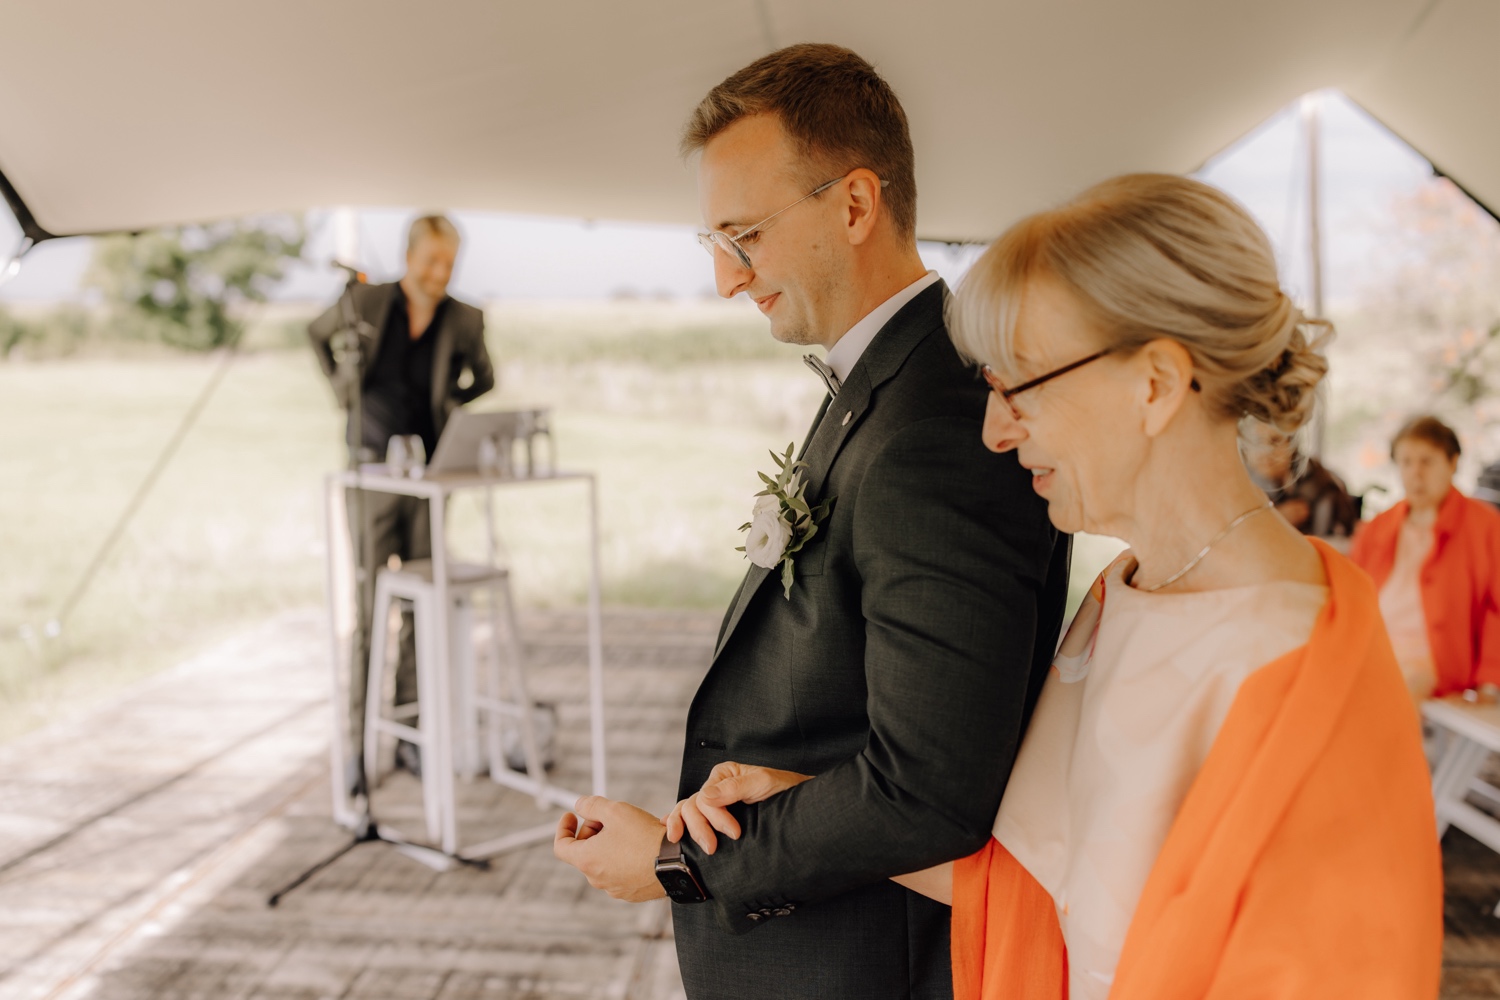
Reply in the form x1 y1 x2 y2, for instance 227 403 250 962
663 758 954 904
664 761 813 854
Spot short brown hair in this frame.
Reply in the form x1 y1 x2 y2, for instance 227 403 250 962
681 43 917 240
1392 415 1462 460
406 214 460 254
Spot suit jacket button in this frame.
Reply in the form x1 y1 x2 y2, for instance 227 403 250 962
773 907 792 917
746 912 762 921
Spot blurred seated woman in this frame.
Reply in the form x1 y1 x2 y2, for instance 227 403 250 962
668 174 1441 999
1351 415 1500 702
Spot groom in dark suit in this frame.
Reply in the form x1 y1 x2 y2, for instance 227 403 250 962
555 44 1069 998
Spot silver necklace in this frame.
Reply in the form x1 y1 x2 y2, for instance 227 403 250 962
1139 502 1274 593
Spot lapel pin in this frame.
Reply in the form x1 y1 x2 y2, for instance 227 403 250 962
841 411 852 427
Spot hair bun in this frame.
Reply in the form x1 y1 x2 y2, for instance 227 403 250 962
946 173 1337 437
1234 317 1331 433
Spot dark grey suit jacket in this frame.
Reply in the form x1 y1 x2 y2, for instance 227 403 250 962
306 281 495 440
673 282 1070 1000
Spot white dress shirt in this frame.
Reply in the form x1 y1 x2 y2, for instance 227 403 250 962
823 270 941 382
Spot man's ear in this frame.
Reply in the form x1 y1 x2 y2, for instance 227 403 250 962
844 168 884 246
1139 338 1196 438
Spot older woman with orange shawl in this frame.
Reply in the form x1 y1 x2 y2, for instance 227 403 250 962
666 174 1442 998
1351 415 1500 703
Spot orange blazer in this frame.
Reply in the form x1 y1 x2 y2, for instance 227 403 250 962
1351 487 1500 696
953 541 1443 999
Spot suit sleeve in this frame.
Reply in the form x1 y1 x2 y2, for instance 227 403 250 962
455 309 496 403
684 416 1061 934
306 299 344 382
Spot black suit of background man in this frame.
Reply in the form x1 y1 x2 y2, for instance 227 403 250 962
671 281 1070 999
307 217 494 781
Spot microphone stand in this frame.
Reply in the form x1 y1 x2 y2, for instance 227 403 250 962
268 267 486 908
334 265 376 802
268 813 484 907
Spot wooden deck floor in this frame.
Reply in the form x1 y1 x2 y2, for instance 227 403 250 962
2 608 1499 999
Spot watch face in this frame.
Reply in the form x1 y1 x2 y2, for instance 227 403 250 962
656 865 706 903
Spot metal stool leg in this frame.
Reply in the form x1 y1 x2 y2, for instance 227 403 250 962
499 576 548 808
481 583 507 781
426 590 460 856
1435 738 1488 839
450 596 481 779
412 589 447 845
363 572 396 792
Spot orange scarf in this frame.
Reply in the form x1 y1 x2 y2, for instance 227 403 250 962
953 540 1443 999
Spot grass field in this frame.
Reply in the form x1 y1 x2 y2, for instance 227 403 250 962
0 300 824 740
0 299 1125 742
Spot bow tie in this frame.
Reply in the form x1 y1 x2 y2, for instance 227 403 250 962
803 354 843 398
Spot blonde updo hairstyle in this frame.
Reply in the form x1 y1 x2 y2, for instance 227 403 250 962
949 173 1330 434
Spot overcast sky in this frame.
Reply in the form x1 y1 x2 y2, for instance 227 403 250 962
0 90 1435 310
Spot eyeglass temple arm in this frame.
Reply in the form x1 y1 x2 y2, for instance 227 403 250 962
1000 349 1113 399
732 177 845 244
712 173 888 249
999 349 1203 399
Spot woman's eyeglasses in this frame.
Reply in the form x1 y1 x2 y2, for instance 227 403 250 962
981 349 1115 419
982 347 1201 420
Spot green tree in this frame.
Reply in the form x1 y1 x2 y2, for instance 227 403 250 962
85 216 304 350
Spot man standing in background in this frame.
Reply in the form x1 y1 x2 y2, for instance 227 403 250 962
308 214 495 785
1243 420 1359 541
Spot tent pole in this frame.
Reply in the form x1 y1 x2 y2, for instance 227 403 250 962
0 163 57 245
1302 92 1326 459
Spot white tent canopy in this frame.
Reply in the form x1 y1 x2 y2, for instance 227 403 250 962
0 0 1495 243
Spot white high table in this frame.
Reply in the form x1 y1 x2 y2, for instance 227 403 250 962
323 466 606 860
1423 693 1500 920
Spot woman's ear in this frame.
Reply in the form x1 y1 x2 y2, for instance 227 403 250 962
1138 338 1196 438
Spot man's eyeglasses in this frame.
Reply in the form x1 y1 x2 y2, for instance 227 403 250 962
697 174 887 270
981 349 1115 419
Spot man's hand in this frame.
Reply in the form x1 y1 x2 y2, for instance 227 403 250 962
665 761 813 854
553 796 667 902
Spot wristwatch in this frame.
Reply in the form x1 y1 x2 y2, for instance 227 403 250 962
655 834 709 903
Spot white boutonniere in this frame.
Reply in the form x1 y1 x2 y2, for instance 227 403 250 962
738 444 834 599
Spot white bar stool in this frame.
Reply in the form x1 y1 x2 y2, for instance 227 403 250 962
363 557 547 856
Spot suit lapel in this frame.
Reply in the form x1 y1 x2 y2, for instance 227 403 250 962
797 365 871 506
363 283 398 375
429 301 456 419
713 564 773 660
710 377 870 661
796 394 833 460
710 281 949 663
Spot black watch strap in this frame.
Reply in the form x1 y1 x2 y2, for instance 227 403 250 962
657 834 683 864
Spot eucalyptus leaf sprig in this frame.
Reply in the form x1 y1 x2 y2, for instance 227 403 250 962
737 444 834 598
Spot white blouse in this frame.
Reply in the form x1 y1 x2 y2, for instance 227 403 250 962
993 557 1326 998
